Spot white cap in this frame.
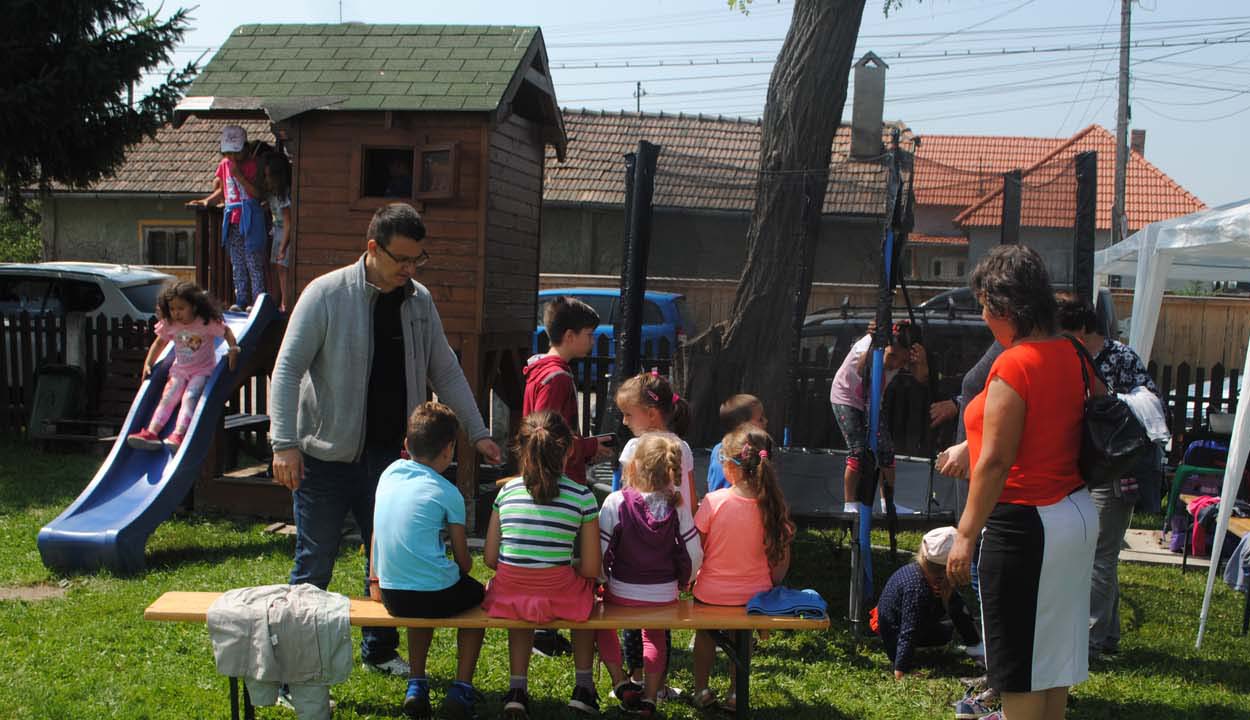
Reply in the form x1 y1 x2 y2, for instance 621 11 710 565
920 526 958 565
220 125 247 152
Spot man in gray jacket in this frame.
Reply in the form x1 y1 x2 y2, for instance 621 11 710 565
270 203 502 674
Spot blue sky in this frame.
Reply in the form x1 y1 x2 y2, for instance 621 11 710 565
145 0 1250 206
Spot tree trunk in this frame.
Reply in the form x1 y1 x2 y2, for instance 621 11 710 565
684 0 868 444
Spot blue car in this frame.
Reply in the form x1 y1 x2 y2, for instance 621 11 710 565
533 288 696 359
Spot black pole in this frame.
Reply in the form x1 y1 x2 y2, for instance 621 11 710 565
1000 169 1022 245
1073 150 1098 302
616 140 661 383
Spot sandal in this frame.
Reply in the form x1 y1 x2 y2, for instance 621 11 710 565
720 691 737 714
691 688 718 710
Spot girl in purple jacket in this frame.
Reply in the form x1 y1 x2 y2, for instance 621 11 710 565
596 434 704 717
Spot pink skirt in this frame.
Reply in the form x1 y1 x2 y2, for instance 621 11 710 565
482 563 594 623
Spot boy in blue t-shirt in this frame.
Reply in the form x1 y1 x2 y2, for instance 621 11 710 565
371 401 484 720
706 394 766 493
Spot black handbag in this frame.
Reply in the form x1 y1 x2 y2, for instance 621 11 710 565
1065 335 1153 489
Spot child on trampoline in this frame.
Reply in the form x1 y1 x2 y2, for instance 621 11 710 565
127 281 238 451
830 321 927 514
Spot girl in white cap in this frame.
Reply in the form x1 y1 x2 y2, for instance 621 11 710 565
188 125 267 310
871 526 981 681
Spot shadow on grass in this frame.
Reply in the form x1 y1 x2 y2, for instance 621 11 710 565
144 534 292 572
1100 647 1250 695
1070 696 1250 720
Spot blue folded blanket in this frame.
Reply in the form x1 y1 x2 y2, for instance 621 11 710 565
746 587 828 620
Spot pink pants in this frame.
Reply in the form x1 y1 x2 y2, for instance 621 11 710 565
148 373 208 436
596 594 670 676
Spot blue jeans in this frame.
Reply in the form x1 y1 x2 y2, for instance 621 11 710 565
291 445 400 663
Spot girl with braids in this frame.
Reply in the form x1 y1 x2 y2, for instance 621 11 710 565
690 425 795 712
127 281 239 451
613 370 696 511
482 410 603 718
596 434 704 717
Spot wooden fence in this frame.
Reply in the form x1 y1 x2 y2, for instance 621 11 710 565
2 312 155 434
1109 291 1250 371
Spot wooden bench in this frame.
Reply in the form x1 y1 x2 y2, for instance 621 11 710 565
146 591 830 719
1179 494 1250 636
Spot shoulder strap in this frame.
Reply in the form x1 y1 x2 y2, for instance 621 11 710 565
1062 334 1100 398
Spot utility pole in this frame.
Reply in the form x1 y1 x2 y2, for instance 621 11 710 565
634 81 646 113
1112 0 1131 245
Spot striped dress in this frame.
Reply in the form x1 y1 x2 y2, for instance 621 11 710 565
482 476 600 622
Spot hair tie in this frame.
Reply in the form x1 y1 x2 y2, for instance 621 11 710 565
759 449 769 460
672 393 680 403
739 445 752 459
644 389 660 402
650 368 659 377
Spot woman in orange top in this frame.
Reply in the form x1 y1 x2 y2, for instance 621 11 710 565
946 245 1098 720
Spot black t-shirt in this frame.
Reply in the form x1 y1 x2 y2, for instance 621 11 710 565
365 287 408 450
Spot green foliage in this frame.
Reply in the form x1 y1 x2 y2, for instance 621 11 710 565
2 438 1249 718
0 205 42 263
0 0 197 217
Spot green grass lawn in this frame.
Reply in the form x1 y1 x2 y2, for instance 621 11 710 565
2 437 1248 719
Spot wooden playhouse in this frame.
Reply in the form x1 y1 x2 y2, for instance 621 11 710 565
175 23 566 521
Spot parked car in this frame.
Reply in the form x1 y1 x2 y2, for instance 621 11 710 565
0 262 174 321
532 288 697 359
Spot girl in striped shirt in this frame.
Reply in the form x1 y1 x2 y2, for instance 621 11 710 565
483 410 603 719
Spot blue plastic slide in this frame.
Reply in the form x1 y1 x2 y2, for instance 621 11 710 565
38 295 280 574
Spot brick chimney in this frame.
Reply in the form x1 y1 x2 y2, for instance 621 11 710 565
1130 129 1146 155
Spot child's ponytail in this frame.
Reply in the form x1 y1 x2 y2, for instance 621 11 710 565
514 410 572 504
723 426 794 566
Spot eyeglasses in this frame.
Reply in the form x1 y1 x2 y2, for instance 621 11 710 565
716 450 742 466
377 243 430 269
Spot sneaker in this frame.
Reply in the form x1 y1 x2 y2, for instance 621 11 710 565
163 432 184 451
638 699 659 719
842 501 858 514
612 681 643 712
228 304 243 312
532 630 573 657
961 642 986 659
127 429 162 450
276 687 335 712
568 685 601 716
502 688 529 719
656 685 684 703
364 654 411 677
436 682 480 720
954 694 996 719
690 688 717 711
403 679 432 719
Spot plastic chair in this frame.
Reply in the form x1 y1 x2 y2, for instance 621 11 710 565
1164 439 1228 533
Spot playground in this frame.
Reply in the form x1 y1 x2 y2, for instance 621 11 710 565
2 438 1248 719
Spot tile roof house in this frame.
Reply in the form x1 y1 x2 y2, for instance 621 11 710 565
905 124 1205 286
541 109 910 284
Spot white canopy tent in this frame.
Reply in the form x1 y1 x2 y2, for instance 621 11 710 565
1093 197 1250 647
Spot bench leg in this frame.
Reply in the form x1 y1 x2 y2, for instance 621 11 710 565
228 677 255 720
714 630 753 718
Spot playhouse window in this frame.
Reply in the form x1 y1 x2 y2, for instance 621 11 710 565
415 144 458 200
361 147 415 199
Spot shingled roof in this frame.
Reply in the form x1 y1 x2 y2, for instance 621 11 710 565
545 109 910 218
53 117 272 195
178 23 565 156
953 124 1206 232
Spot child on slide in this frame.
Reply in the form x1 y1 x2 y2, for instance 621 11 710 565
127 282 238 451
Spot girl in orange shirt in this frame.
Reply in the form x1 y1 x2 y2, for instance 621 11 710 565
690 426 794 712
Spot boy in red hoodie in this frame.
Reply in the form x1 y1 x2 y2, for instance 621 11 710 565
523 296 610 486
523 296 611 659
